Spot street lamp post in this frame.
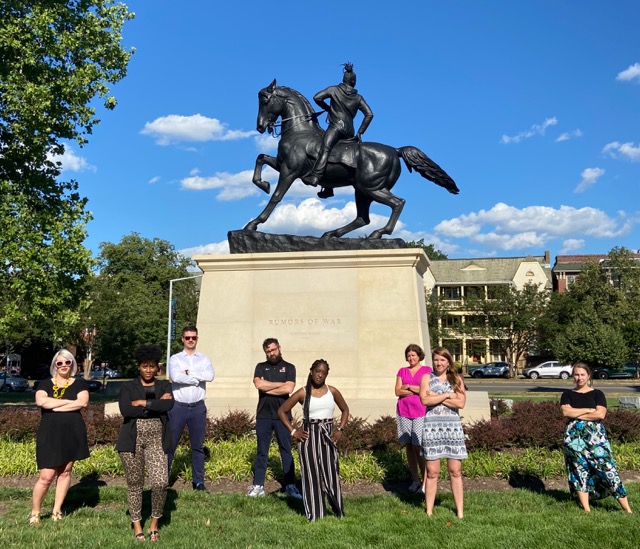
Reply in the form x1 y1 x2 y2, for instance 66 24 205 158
166 274 203 369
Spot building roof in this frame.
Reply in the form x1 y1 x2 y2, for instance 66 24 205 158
429 255 551 286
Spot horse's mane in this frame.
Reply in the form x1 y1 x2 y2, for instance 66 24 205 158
277 86 322 131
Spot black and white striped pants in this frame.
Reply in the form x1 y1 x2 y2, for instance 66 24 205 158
299 420 344 521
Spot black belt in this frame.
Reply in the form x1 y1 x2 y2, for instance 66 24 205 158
175 400 205 407
306 418 333 424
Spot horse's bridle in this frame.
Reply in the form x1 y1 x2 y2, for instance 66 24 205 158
263 89 323 137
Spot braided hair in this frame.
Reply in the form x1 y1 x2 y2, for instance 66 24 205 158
302 359 330 422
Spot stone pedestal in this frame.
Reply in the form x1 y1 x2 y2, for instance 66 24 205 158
193 248 432 421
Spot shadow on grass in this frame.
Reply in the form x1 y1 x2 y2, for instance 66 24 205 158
507 471 570 503
62 473 105 514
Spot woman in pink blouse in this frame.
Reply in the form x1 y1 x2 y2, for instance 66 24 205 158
394 344 432 493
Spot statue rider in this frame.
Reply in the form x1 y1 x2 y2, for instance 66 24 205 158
306 63 374 199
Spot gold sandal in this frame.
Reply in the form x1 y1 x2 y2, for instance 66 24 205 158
51 511 63 521
28 513 40 526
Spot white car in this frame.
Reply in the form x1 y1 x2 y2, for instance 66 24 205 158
523 361 572 380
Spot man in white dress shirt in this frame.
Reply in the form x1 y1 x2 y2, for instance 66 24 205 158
167 325 214 491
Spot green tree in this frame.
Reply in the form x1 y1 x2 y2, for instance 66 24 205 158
464 283 550 376
406 239 448 260
0 1 134 353
89 234 199 372
540 247 640 367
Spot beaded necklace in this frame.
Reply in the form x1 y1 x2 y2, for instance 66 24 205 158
52 375 71 399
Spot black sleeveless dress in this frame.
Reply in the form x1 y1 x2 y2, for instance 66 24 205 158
36 378 90 469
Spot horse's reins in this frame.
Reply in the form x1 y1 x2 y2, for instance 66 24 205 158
268 111 324 137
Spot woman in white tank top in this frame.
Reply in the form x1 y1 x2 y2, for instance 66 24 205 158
278 359 349 521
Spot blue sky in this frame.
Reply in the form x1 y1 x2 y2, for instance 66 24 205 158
56 0 639 262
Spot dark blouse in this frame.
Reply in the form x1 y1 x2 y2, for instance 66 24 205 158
560 388 607 410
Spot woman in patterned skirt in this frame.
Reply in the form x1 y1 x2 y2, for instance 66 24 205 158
419 346 467 518
394 344 432 493
116 345 174 541
560 362 632 513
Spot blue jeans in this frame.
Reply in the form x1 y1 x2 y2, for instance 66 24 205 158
167 400 207 485
253 418 295 486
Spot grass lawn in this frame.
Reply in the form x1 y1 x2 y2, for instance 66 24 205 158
1 483 639 548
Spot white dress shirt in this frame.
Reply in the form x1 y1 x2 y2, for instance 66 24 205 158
169 350 215 404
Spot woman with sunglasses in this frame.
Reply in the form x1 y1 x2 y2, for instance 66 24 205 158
30 350 90 525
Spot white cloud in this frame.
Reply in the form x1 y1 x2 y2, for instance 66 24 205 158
148 176 161 185
603 141 640 161
179 167 279 201
501 117 558 144
260 198 390 237
254 134 279 153
48 147 95 173
179 240 229 257
556 129 583 142
616 63 640 82
560 239 585 253
141 114 257 145
574 167 605 193
434 202 634 251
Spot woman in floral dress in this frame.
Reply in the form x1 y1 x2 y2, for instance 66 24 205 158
560 362 632 513
419 346 467 518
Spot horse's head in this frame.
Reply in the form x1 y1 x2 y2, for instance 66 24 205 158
257 79 282 135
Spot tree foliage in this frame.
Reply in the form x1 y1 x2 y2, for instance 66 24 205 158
463 282 549 375
0 1 134 352
406 239 448 260
541 247 640 367
89 234 199 372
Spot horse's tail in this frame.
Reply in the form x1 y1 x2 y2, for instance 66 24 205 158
397 146 460 195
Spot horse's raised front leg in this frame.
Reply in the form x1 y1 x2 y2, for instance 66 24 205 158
252 154 278 194
322 190 372 238
244 167 297 231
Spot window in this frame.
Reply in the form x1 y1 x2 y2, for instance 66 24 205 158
464 285 485 300
441 286 461 300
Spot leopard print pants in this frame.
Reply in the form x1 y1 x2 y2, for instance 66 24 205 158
120 418 168 522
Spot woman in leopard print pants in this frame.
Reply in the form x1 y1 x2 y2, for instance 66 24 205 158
116 345 174 542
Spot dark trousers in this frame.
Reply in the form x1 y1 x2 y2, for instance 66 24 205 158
167 400 207 485
253 418 295 486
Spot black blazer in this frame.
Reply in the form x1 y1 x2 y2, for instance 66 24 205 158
115 378 174 453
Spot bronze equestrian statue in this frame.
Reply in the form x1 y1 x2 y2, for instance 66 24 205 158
245 76 459 239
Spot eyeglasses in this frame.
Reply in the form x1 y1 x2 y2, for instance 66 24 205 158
183 336 198 341
55 360 72 367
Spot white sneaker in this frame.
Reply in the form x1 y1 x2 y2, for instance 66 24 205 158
408 481 421 493
284 484 303 500
247 485 265 497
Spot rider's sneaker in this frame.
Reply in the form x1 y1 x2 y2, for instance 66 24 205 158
284 484 303 500
247 485 265 497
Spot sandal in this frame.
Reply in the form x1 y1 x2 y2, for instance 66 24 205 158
51 511 63 521
135 533 146 542
28 513 40 526
148 530 159 542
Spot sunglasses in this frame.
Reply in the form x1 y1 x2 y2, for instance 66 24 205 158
55 360 72 367
183 336 198 341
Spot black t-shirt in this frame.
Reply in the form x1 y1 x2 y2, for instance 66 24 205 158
254 358 296 420
560 388 607 409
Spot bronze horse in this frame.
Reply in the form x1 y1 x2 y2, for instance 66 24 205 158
245 80 459 238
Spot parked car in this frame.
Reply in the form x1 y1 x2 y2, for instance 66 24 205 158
468 362 510 378
75 375 102 392
592 363 638 380
523 361 572 380
29 364 51 380
0 374 30 392
90 367 122 379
